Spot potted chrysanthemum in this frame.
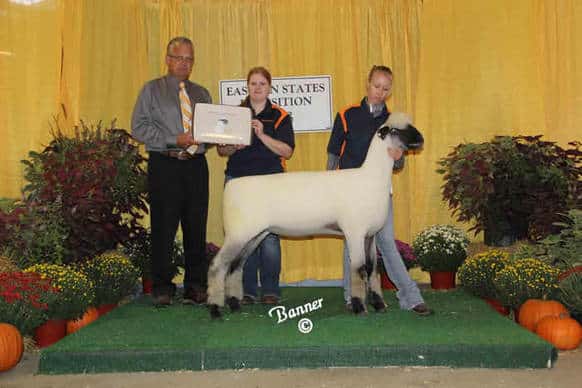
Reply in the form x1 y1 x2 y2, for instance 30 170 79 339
493 257 560 313
24 263 95 347
0 272 59 337
458 250 511 314
412 224 470 289
81 251 139 315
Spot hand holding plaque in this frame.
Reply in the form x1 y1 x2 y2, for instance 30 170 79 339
193 103 252 145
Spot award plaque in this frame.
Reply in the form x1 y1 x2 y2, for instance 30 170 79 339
193 103 252 145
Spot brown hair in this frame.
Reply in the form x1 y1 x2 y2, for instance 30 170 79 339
367 65 393 82
247 66 272 85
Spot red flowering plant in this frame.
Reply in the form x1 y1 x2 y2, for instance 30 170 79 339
0 272 59 335
376 239 418 274
20 120 148 263
396 239 418 270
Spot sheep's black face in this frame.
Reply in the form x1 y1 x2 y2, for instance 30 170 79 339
377 124 424 150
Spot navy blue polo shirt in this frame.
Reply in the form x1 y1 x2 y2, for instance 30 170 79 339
327 97 390 169
225 99 295 178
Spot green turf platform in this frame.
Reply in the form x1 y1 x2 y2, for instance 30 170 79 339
38 288 556 374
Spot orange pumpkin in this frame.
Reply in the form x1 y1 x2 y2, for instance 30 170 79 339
536 314 582 350
66 307 99 334
518 299 569 332
0 323 24 372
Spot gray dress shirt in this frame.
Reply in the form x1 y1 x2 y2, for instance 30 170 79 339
131 74 212 153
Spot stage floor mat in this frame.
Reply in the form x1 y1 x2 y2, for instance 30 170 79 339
39 288 556 374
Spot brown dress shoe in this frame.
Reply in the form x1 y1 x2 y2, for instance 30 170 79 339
411 303 433 316
241 295 256 305
261 295 279 305
153 294 172 306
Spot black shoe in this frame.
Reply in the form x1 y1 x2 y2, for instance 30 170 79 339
183 288 208 305
411 303 433 316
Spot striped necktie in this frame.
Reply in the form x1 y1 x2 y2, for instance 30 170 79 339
179 81 197 154
179 81 192 133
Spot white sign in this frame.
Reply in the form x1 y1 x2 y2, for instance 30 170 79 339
219 75 333 132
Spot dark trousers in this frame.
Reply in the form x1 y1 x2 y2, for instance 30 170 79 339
148 152 209 297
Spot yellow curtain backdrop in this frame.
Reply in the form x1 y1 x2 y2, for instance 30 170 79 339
0 0 61 197
412 0 582 239
1 0 580 283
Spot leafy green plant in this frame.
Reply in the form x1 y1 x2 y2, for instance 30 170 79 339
458 250 511 299
81 251 139 305
24 263 95 321
558 271 582 318
437 136 581 243
20 120 148 262
0 198 18 212
2 200 69 269
122 230 183 279
513 209 582 271
412 224 470 272
493 258 560 309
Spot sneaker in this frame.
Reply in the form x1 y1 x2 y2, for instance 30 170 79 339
241 295 256 305
183 288 208 305
260 295 279 305
411 303 433 316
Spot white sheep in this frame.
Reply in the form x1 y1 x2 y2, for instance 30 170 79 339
207 112 423 319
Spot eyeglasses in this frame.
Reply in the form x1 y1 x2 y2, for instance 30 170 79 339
168 55 194 64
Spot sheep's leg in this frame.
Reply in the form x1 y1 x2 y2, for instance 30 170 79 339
366 236 387 312
346 234 368 314
224 261 243 313
225 231 269 312
207 238 247 319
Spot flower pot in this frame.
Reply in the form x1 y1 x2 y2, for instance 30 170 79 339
483 213 528 247
34 319 67 348
484 298 510 316
142 278 153 294
66 307 99 334
380 272 397 290
484 221 516 247
96 303 118 316
429 271 456 289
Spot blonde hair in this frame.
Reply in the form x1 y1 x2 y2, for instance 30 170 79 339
367 65 393 82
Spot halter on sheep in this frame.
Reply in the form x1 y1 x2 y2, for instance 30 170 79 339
207 112 423 319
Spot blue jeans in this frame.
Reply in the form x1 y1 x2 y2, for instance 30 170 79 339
343 195 424 310
224 175 281 299
242 233 282 298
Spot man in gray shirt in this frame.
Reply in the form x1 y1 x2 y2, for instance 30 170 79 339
131 36 212 306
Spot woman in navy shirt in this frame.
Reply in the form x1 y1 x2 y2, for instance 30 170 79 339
217 67 295 305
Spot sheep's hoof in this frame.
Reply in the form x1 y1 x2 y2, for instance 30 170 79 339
208 304 223 320
369 292 387 312
350 297 367 315
226 296 241 312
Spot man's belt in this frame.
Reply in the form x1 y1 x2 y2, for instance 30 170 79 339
159 150 201 160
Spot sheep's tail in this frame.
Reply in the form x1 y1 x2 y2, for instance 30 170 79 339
227 230 270 274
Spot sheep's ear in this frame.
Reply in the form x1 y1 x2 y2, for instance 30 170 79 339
377 126 392 140
378 124 424 150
